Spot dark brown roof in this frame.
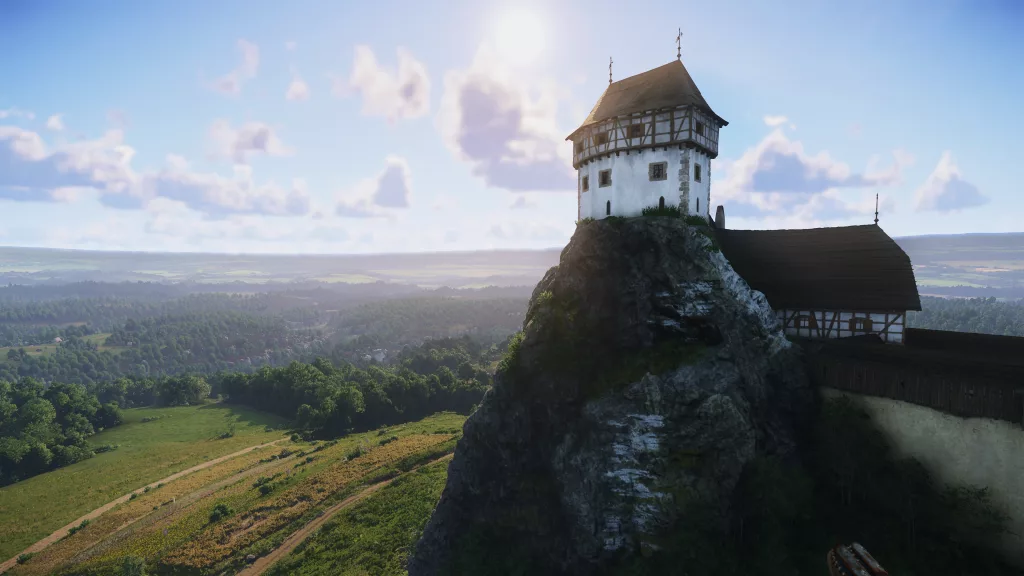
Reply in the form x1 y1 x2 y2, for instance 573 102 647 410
566 60 727 140
714 224 922 311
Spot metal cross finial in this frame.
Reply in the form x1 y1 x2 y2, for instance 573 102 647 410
874 193 879 225
676 28 682 59
609 56 613 84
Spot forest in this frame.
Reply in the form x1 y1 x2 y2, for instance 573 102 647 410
0 335 500 487
907 296 1024 336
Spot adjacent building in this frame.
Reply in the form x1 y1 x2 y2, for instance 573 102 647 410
713 221 922 343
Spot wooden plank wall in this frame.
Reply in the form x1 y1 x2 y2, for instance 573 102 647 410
803 341 1024 423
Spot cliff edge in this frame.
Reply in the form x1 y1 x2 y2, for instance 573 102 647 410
408 216 813 575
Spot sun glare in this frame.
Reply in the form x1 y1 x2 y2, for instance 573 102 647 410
493 8 546 66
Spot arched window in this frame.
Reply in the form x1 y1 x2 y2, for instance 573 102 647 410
606 201 611 216
696 198 700 214
659 196 665 210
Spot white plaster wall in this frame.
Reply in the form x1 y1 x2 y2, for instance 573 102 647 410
822 387 1024 566
774 310 905 343
577 148 711 220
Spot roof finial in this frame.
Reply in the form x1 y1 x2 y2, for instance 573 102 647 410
676 28 682 60
874 193 879 225
609 56 613 84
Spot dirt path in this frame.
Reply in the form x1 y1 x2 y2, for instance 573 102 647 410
0 439 284 574
237 453 454 576
68 447 299 566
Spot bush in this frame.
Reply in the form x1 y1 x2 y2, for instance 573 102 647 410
379 435 399 446
129 492 138 500
683 214 709 226
121 555 147 576
67 519 90 536
17 552 35 564
576 217 595 226
93 443 119 454
209 502 234 523
259 483 276 496
641 204 681 217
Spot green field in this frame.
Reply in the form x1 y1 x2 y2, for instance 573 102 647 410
0 403 288 560
267 457 450 576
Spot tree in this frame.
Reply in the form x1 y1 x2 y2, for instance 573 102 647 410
157 375 211 406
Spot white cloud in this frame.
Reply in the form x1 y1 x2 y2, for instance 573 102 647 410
714 128 912 223
286 70 310 101
211 39 260 96
437 44 574 193
338 45 430 121
914 151 988 212
0 125 311 217
208 119 292 164
763 115 788 127
46 114 64 131
0 107 34 120
335 155 413 218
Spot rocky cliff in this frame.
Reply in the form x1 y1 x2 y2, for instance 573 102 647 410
408 216 813 575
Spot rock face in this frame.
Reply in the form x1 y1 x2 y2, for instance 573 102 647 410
408 217 812 575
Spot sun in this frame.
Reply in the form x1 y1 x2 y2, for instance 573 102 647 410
493 8 546 66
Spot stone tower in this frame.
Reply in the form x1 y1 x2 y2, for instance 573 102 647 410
566 58 727 221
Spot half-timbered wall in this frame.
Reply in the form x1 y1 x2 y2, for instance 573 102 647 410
577 147 710 219
571 106 721 168
775 309 906 343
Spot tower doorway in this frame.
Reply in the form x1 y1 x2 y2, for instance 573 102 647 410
659 196 665 210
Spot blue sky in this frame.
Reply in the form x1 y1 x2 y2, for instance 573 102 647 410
0 0 1021 254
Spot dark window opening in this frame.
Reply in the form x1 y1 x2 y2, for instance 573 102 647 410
599 169 611 187
606 201 611 216
628 124 644 138
573 141 583 155
796 315 818 329
659 196 665 209
849 317 874 332
695 121 705 136
694 163 702 182
581 175 589 192
649 162 667 181
595 132 609 145
696 198 700 213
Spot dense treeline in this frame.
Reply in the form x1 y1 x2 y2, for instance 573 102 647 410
0 378 123 486
0 374 216 486
908 296 1024 336
0 322 95 348
0 312 328 385
218 336 503 438
0 293 288 333
332 297 526 351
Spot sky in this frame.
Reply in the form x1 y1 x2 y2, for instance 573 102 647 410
0 0 1021 254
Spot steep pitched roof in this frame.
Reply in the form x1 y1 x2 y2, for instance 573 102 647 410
567 60 727 140
714 224 922 311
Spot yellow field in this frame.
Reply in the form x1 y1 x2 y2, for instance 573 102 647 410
7 412 465 576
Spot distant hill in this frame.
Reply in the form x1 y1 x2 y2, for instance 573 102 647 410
3 230 1023 297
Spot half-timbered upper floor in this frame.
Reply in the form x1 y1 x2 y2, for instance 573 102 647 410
566 60 727 169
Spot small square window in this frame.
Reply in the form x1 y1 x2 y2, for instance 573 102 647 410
628 124 644 138
581 175 589 192
649 162 667 181
796 315 817 329
694 163 702 182
595 132 609 145
695 121 705 136
598 169 612 187
849 318 874 332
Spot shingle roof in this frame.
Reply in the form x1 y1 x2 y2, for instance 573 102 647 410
567 60 727 140
714 224 922 311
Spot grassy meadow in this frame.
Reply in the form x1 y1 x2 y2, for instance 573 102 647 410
6 411 465 575
0 403 288 561
265 457 450 575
